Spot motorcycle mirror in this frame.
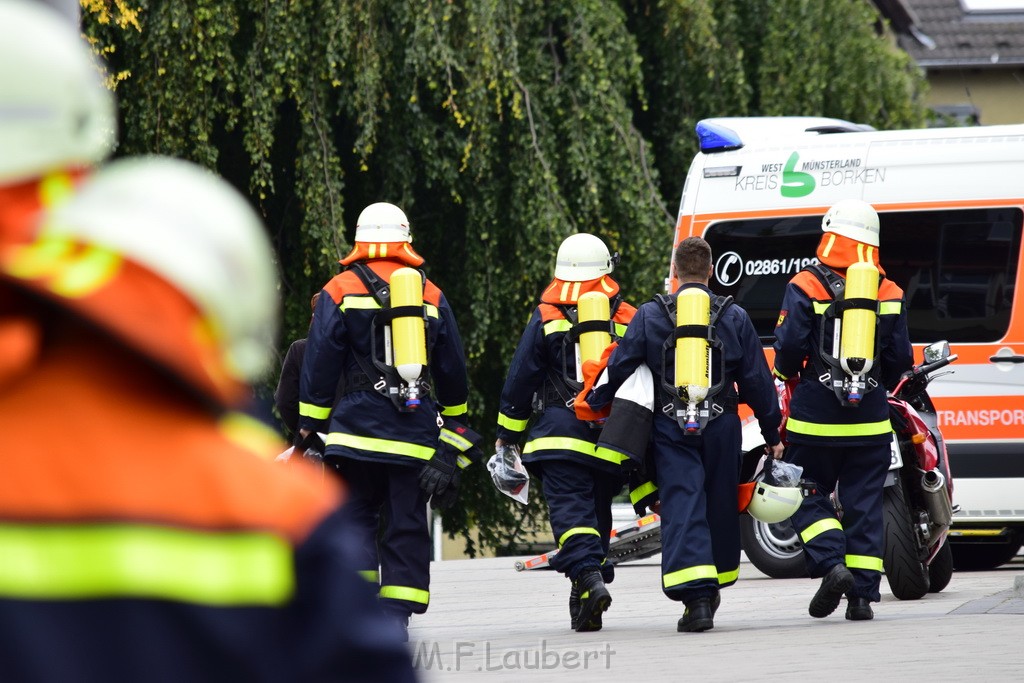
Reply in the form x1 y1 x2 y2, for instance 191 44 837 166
923 340 950 364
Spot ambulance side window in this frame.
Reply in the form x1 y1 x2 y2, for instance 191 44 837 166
704 217 822 342
882 208 1021 344
703 207 1022 345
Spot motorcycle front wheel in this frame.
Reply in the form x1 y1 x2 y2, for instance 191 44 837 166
882 474 930 600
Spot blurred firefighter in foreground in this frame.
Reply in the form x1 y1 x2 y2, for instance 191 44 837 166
496 233 636 632
298 202 476 637
0 154 416 678
0 0 114 254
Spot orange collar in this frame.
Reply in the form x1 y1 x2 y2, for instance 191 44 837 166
816 233 886 277
539 276 620 305
339 241 425 267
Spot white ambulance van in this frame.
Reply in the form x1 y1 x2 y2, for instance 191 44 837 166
671 117 1024 572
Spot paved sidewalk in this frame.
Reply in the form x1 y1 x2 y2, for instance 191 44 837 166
409 554 1024 682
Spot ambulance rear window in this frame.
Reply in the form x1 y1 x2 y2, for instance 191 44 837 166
703 207 1022 344
884 208 1021 344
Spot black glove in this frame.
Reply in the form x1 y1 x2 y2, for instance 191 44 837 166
419 417 484 509
419 447 460 510
296 431 325 464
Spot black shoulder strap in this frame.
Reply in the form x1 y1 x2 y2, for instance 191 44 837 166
804 263 845 300
803 263 879 315
556 303 579 326
348 262 391 308
709 294 733 326
656 291 731 327
656 293 674 321
348 262 429 323
609 293 623 318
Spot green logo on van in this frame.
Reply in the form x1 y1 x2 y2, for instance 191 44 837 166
781 152 815 198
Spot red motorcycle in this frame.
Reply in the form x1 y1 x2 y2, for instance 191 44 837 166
880 340 957 599
740 341 958 600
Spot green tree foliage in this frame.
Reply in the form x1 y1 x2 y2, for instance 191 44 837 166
83 0 925 556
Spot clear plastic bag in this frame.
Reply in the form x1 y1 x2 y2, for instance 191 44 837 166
764 458 803 488
486 444 530 504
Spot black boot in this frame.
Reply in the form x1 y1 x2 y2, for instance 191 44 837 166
568 580 580 630
574 568 611 633
678 597 714 633
845 597 874 621
809 564 854 618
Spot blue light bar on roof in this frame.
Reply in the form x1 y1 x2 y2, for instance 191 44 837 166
695 120 743 153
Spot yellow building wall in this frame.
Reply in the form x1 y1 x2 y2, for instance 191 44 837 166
926 68 1024 125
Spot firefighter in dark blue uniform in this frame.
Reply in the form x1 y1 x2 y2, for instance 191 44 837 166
496 233 636 632
299 202 471 633
773 199 912 621
584 237 783 633
0 156 414 681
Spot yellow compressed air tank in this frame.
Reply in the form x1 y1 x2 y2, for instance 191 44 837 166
389 267 427 387
675 288 710 402
839 261 879 375
578 291 611 365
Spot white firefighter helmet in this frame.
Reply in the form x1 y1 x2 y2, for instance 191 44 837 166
821 199 880 247
354 202 411 243
40 156 279 385
747 478 803 524
554 233 614 281
0 0 117 184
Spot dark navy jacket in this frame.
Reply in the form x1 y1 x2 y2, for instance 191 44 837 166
773 266 913 446
497 278 635 474
588 283 781 448
299 258 469 466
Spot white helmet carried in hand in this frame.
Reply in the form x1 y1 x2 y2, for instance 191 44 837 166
2 156 279 404
822 199 880 247
554 233 615 281
747 479 803 524
354 202 411 243
0 0 117 184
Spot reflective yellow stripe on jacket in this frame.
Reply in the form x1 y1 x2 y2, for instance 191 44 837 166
325 433 435 460
523 437 628 465
0 523 293 605
785 417 892 438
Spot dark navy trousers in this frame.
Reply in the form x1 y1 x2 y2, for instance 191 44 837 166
535 460 624 582
787 441 890 601
332 457 432 618
654 413 742 604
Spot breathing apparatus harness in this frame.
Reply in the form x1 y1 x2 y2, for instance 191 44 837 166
657 291 735 433
803 262 882 407
535 294 625 413
345 262 432 413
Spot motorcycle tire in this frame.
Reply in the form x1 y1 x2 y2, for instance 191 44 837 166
927 540 953 593
739 515 808 578
882 475 930 600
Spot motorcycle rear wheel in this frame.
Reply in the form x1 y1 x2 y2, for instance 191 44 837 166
882 475 930 600
927 540 953 593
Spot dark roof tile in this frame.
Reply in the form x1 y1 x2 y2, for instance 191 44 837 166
892 0 1024 67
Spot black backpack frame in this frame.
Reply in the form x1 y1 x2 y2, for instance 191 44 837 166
802 262 882 407
346 262 432 413
656 291 733 434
